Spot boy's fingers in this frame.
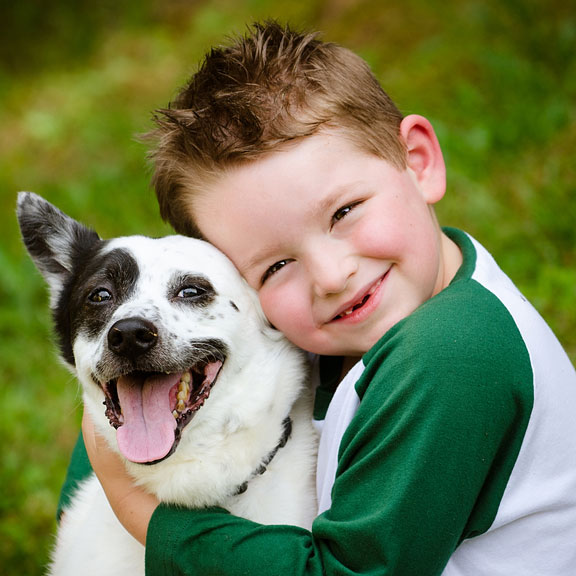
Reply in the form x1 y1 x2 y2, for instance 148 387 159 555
81 409 99 456
82 409 127 484
82 409 115 462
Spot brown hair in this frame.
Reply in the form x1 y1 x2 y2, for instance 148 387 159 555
147 20 406 237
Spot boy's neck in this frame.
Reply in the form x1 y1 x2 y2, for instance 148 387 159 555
341 356 362 381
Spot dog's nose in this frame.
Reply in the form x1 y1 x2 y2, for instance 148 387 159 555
107 317 158 359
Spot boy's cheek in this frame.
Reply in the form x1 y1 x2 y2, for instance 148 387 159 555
260 294 307 336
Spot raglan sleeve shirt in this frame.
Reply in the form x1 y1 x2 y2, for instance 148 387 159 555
143 231 537 576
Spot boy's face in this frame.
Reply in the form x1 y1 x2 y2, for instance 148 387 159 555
194 119 459 356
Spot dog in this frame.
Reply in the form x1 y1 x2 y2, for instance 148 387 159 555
17 192 318 576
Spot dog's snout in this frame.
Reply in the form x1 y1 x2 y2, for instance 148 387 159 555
108 317 158 359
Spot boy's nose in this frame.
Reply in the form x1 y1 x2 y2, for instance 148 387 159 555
308 246 357 298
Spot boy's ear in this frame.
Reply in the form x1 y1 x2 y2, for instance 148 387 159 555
400 114 446 204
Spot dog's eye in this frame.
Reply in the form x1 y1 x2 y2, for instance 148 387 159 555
171 275 214 304
88 288 113 303
177 286 205 299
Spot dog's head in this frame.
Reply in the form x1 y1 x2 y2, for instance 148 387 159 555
17 192 278 466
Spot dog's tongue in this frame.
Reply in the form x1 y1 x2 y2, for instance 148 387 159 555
115 372 181 463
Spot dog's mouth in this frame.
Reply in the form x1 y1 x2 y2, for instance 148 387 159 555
102 361 223 465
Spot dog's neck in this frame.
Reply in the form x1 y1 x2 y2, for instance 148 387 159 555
234 417 293 495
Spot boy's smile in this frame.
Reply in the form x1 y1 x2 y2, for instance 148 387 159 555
331 274 386 322
194 117 462 356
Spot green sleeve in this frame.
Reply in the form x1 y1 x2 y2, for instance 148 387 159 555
146 281 533 575
147 506 324 575
57 432 93 520
317 284 533 573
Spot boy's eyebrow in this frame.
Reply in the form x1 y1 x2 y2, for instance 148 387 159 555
313 191 340 218
238 243 280 277
313 181 364 215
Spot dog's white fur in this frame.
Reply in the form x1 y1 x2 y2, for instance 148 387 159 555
17 193 317 576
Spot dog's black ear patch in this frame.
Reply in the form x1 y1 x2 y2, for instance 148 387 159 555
16 192 111 366
16 192 101 295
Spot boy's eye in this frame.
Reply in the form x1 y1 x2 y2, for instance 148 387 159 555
261 259 292 285
331 201 362 227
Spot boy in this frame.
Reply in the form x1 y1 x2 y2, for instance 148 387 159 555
79 21 576 575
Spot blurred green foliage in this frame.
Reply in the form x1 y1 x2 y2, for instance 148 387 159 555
0 0 574 573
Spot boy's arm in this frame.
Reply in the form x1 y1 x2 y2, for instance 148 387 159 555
89 359 528 576
88 284 534 575
143 363 529 576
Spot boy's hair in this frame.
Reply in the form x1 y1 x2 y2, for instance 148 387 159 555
147 20 406 238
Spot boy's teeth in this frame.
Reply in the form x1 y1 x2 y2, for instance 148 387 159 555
337 278 383 318
340 294 370 317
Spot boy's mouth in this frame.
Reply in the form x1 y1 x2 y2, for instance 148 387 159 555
332 277 384 321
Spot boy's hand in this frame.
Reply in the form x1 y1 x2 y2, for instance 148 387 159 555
82 410 159 546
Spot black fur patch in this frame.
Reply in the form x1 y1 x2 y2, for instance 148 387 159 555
17 192 100 279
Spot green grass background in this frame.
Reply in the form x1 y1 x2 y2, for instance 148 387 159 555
1 0 574 573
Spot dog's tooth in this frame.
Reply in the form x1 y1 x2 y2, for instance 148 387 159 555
178 375 190 398
172 373 192 419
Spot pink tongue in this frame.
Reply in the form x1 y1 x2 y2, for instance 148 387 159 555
115 372 182 463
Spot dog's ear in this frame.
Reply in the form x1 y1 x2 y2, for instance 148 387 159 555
16 192 101 304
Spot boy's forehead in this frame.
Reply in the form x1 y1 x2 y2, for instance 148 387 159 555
207 130 378 191
214 127 373 176
194 128 397 233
